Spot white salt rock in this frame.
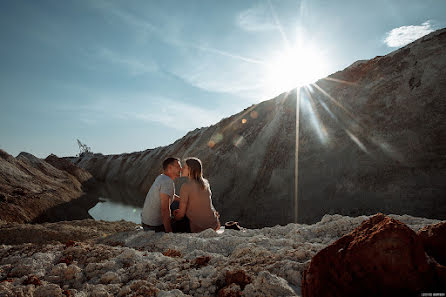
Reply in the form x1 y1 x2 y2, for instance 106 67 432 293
87 284 112 297
64 264 83 281
70 289 88 297
243 270 296 297
158 289 191 296
9 264 33 277
34 284 63 297
198 228 220 238
100 271 120 284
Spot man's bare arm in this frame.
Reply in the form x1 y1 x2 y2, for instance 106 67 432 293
173 194 180 202
160 193 172 232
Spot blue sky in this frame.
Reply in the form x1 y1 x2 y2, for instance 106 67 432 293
1 0 445 158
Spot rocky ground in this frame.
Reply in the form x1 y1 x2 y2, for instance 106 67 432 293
0 213 443 297
0 150 94 223
1 27 445 297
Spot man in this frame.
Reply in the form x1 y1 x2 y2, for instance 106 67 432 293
141 157 181 232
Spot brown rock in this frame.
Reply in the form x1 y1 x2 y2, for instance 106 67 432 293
162 249 182 258
192 256 211 268
302 213 445 297
65 240 76 248
225 269 251 290
58 255 73 266
23 275 41 286
417 221 446 266
217 283 242 297
129 280 158 296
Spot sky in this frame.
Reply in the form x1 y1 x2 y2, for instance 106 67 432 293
1 0 445 158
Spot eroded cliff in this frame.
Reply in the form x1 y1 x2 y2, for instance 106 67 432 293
74 28 446 226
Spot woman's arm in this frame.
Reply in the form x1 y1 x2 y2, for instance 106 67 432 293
174 183 188 220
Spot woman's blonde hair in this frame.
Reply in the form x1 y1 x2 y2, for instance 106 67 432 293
185 157 209 190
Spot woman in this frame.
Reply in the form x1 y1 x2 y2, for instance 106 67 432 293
173 157 220 232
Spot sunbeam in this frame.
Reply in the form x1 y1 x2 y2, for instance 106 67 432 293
345 129 369 154
302 86 328 144
311 82 358 121
310 80 407 164
322 76 358 86
295 87 301 223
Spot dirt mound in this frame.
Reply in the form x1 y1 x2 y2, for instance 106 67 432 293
0 219 138 245
0 150 94 223
45 154 93 184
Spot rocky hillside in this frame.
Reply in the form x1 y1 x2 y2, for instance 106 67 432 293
0 150 94 223
0 214 443 296
73 28 446 226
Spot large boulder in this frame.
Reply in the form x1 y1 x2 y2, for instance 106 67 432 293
302 213 446 297
417 221 446 266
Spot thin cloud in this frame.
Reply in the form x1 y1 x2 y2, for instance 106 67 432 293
170 56 266 100
55 90 220 131
384 21 435 47
237 4 277 32
127 100 220 131
90 0 158 35
88 2 276 101
194 45 266 65
90 1 267 99
90 0 181 46
97 47 158 76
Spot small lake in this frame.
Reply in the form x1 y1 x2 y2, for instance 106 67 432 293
87 183 145 224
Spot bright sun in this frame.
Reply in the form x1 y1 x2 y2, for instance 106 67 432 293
264 43 330 96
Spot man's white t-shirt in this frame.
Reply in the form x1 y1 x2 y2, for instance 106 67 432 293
141 174 175 226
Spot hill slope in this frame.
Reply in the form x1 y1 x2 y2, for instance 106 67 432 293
0 150 94 223
74 28 446 226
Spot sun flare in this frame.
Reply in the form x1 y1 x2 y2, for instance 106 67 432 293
264 43 330 96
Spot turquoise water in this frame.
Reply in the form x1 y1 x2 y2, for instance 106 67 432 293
87 183 145 224
88 198 143 224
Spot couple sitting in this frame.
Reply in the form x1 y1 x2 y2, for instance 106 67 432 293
140 157 220 233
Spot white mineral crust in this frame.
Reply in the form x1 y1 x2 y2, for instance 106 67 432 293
0 214 441 297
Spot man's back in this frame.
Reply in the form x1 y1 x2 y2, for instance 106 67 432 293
141 174 174 226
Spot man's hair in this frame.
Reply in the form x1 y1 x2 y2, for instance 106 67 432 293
162 157 180 171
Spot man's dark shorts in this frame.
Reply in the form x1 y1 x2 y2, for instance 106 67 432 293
142 223 165 232
141 200 190 233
